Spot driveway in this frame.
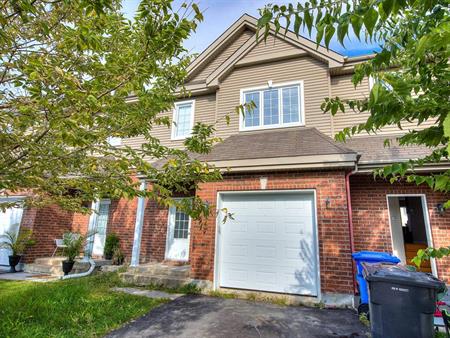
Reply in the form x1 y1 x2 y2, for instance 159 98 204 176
106 295 369 338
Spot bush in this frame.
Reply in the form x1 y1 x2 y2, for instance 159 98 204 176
104 233 120 260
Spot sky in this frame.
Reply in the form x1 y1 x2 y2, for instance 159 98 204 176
121 0 380 57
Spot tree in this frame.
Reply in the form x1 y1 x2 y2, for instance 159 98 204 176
258 0 450 197
0 0 220 216
257 0 450 266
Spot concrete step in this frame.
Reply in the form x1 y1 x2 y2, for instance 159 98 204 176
129 265 190 278
24 260 92 276
120 272 192 289
23 263 62 275
34 257 66 266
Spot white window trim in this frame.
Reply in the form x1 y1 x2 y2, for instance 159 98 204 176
171 99 195 140
239 80 305 132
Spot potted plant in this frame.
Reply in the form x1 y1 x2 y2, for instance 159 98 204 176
112 247 125 265
0 228 35 272
104 233 120 260
61 231 94 275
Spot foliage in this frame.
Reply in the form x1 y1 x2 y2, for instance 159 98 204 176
0 228 35 256
0 273 166 337
258 0 450 198
0 0 222 218
112 246 124 265
104 232 120 259
412 246 450 268
62 231 94 262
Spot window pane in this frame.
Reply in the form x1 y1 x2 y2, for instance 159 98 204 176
282 86 300 123
263 89 279 125
244 92 260 127
174 210 189 239
175 103 193 137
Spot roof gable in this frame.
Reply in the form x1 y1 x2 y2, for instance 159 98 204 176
186 14 347 86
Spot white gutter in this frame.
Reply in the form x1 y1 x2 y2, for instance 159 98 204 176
61 258 96 280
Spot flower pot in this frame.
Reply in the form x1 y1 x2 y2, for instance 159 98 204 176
8 255 21 273
62 260 75 275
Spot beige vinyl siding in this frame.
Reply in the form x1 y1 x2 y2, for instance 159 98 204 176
243 35 302 59
216 56 332 138
188 29 254 83
331 74 437 137
121 94 216 162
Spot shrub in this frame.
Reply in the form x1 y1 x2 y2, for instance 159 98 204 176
104 233 120 260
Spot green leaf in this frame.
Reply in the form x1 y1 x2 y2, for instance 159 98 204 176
293 15 302 36
324 25 336 49
363 8 379 37
382 0 394 17
350 15 363 38
304 10 313 35
443 113 450 153
337 22 349 45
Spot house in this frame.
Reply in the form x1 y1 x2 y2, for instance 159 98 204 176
1 14 448 305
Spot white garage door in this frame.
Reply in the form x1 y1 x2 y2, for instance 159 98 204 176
218 192 319 296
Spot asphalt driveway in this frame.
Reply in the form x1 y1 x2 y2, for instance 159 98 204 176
106 295 369 338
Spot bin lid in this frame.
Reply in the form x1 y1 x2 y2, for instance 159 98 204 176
352 251 401 263
363 263 446 290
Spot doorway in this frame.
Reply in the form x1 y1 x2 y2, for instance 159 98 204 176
387 195 434 273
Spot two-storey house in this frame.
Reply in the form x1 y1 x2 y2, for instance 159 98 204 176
3 14 449 306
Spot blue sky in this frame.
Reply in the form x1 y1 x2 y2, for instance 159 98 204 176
122 0 379 57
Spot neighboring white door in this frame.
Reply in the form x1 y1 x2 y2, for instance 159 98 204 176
88 199 111 257
0 199 24 266
165 205 191 261
218 192 319 296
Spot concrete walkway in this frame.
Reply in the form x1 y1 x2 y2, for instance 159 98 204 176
0 266 56 281
106 295 369 338
112 287 183 300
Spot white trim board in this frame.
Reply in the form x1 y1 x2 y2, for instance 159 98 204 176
386 194 437 277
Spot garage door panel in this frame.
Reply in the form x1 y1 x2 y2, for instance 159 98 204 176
219 192 318 296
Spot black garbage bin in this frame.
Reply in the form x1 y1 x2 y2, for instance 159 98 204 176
363 263 446 338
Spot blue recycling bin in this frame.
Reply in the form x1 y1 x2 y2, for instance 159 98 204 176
352 251 400 314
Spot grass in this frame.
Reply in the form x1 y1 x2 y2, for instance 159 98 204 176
0 273 167 338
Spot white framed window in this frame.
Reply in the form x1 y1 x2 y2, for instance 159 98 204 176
171 100 195 140
107 136 122 146
240 81 304 131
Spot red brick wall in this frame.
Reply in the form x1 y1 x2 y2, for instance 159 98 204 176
21 206 89 263
191 170 353 294
106 198 138 261
139 200 169 263
350 175 450 282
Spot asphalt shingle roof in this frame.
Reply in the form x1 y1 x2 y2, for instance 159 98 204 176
196 127 356 162
344 135 433 163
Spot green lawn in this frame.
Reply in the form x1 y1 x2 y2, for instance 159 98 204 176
0 273 167 338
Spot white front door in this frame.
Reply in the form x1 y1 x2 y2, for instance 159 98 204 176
165 205 191 261
0 198 24 265
87 199 110 257
218 192 319 296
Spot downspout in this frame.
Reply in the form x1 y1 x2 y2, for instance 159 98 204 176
61 258 96 280
345 163 358 294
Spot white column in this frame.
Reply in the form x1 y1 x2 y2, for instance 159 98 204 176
130 181 147 267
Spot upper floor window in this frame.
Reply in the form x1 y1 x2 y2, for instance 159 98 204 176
107 136 121 146
241 81 304 131
172 100 195 140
